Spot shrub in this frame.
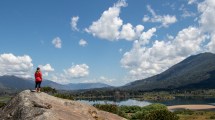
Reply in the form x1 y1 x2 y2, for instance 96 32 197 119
54 93 74 100
94 104 128 118
144 109 179 120
41 86 57 94
94 104 118 114
210 115 215 119
131 111 148 120
142 103 167 111
119 105 141 113
0 102 6 108
93 103 174 120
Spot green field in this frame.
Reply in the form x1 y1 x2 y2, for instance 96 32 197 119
0 96 12 103
175 109 215 120
0 96 12 108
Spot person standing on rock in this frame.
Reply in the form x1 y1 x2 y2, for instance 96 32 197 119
35 67 42 92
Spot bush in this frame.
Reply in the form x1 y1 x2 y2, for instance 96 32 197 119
94 104 118 114
131 111 148 120
54 93 74 100
41 86 57 94
0 102 6 108
130 104 168 120
119 105 141 113
142 103 167 111
144 109 179 120
94 104 128 118
93 103 175 120
210 115 215 119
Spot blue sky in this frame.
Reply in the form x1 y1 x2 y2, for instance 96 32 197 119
0 0 215 86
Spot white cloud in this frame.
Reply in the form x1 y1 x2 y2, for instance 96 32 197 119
99 76 114 83
71 16 79 31
143 5 177 27
135 25 145 35
179 4 196 18
43 64 90 84
119 24 145 41
38 64 54 77
79 39 88 47
167 34 174 40
82 76 114 84
188 0 197 5
143 15 150 22
64 64 89 78
139 27 156 45
86 0 145 41
182 10 196 18
207 34 215 52
50 73 68 84
121 26 207 79
78 76 120 86
119 48 123 53
198 0 215 33
52 37 62 48
0 53 33 78
119 23 136 41
86 0 127 41
198 0 215 53
39 64 54 72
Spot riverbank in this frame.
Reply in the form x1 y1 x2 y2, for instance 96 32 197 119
168 104 215 111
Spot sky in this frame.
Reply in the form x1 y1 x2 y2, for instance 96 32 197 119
0 0 215 86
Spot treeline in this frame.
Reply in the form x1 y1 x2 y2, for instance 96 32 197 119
41 86 215 101
64 88 215 100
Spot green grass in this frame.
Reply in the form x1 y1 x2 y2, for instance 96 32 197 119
0 96 12 103
174 109 215 120
0 96 11 108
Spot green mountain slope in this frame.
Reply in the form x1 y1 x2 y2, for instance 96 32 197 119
122 52 215 91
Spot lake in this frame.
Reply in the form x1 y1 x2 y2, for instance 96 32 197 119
79 96 215 107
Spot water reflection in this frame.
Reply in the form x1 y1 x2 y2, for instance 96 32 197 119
79 99 151 107
78 96 215 107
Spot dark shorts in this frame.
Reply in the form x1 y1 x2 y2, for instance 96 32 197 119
35 81 42 88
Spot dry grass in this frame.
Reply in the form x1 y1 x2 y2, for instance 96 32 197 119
177 111 215 120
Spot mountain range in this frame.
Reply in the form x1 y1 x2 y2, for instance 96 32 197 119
0 52 215 93
0 75 111 92
122 52 215 91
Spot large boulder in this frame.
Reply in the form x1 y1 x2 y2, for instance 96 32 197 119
0 90 126 120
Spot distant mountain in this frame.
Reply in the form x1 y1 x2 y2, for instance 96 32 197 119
41 80 111 90
0 75 112 91
42 80 67 90
0 75 34 90
122 52 215 91
65 83 111 90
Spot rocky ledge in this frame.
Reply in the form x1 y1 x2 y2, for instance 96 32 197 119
0 90 126 120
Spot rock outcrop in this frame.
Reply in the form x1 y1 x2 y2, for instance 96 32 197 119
0 90 126 120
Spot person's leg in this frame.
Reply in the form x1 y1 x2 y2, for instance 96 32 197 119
38 82 41 92
35 82 38 92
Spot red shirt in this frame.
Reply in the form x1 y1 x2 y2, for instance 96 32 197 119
35 71 42 82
